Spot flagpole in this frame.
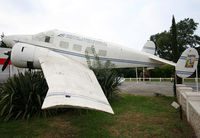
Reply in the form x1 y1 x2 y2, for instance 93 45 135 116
196 66 198 92
143 67 144 82
136 67 138 83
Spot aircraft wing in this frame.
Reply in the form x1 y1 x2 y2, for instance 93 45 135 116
148 54 176 66
39 50 114 114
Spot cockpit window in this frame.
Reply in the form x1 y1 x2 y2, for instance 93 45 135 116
32 33 54 43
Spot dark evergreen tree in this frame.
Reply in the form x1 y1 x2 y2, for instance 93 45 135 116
171 16 178 63
170 16 179 97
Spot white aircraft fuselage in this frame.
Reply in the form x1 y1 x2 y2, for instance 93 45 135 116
2 29 168 69
0 29 196 114
0 29 177 114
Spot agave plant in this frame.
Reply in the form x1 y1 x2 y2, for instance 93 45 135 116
94 67 121 100
85 46 122 100
0 71 57 121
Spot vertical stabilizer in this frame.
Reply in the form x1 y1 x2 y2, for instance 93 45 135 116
142 41 155 55
176 48 199 78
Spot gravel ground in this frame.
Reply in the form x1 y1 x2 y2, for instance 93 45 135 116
119 81 174 96
119 81 200 96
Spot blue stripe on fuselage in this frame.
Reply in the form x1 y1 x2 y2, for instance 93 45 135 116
51 49 161 66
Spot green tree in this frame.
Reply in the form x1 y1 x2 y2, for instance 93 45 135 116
171 16 179 97
177 18 200 49
171 16 178 63
149 65 174 78
150 31 172 60
150 18 200 61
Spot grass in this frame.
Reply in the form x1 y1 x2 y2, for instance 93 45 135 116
0 95 196 138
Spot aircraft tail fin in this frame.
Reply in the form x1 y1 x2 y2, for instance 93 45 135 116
176 48 199 78
142 41 155 55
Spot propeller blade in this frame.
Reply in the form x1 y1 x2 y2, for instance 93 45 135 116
2 56 11 71
1 32 4 39
0 41 7 48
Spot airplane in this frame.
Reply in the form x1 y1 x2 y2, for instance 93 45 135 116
0 29 177 114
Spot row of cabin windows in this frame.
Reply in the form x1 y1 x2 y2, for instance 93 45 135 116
35 36 107 57
59 41 107 56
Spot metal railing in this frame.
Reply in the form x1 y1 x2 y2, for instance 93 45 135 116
125 78 200 83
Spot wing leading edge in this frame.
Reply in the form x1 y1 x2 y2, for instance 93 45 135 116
39 50 114 114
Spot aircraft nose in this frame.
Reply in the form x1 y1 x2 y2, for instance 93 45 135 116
2 36 15 48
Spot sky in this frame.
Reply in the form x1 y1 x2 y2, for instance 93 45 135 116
0 0 199 50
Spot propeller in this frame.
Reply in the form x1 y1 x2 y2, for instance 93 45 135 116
0 32 8 48
1 32 4 39
0 41 7 48
2 51 11 72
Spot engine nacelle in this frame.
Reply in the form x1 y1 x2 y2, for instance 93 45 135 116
11 43 48 69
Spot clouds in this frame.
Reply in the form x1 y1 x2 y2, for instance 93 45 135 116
0 0 199 50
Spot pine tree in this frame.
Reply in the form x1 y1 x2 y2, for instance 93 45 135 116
171 15 178 63
171 15 182 97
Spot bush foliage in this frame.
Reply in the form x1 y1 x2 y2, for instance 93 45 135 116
114 65 174 78
85 46 122 100
0 71 57 121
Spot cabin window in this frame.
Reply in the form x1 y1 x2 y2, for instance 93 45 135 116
59 41 69 49
21 47 24 52
73 44 82 52
85 47 93 54
44 36 54 43
45 36 50 42
98 50 107 56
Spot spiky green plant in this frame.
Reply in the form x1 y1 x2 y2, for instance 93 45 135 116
85 46 122 100
0 71 57 121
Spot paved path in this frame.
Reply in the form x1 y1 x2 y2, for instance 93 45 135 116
119 81 174 96
119 81 200 96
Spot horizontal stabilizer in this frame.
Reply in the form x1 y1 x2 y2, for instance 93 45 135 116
149 55 176 66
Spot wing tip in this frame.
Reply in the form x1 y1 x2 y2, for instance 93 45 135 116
41 106 47 110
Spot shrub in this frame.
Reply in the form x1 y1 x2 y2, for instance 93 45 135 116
0 71 57 121
85 46 122 100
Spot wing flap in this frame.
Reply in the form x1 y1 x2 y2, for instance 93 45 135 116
39 50 114 114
